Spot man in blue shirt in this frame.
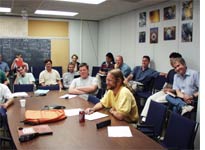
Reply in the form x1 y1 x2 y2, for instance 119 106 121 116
0 54 10 77
165 57 199 115
125 55 164 91
115 55 131 77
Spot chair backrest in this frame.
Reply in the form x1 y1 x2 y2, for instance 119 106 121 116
31 66 45 79
13 84 34 93
145 100 167 137
52 66 63 77
152 75 167 93
163 112 198 149
38 85 60 91
91 66 100 77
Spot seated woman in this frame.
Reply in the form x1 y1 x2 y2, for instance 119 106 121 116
71 54 80 72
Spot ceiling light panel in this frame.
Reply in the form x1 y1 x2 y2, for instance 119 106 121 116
0 7 11 12
55 0 106 5
35 10 78 16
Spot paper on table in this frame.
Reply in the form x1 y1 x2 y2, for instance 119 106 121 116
59 94 77 99
12 92 28 98
34 89 49 95
108 126 133 137
64 108 82 116
85 112 108 120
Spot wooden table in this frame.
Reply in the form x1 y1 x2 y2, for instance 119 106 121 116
7 91 164 150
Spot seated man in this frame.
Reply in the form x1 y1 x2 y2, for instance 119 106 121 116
165 57 199 115
0 54 10 77
114 55 131 78
125 55 165 92
0 70 8 85
0 83 14 109
39 59 62 89
63 62 79 89
85 69 139 123
140 52 182 121
14 66 35 84
68 63 98 95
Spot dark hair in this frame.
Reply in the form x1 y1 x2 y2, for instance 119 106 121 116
108 69 124 84
79 62 89 70
169 52 182 58
106 52 115 63
143 55 150 62
71 54 78 59
44 59 52 64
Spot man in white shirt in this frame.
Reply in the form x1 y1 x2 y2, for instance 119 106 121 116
0 83 14 109
69 63 98 95
39 59 62 89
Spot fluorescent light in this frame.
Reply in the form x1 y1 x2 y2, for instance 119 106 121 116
56 0 106 4
0 7 11 13
35 10 78 16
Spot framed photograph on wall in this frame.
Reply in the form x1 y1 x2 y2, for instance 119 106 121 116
164 5 176 20
139 12 146 27
181 23 193 42
182 0 193 20
139 31 146 43
150 27 158 43
149 9 160 23
164 26 176 40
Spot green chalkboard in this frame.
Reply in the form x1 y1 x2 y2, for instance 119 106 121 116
0 38 51 67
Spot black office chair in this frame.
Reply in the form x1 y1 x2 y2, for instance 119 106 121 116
0 107 16 150
31 66 45 86
137 100 167 139
91 66 100 77
160 112 199 149
52 66 63 78
13 84 34 93
38 85 60 91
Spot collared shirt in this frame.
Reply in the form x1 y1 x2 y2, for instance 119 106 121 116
0 83 12 103
39 69 61 85
173 68 199 96
100 86 139 123
131 66 159 84
15 73 35 84
0 61 10 73
120 63 131 77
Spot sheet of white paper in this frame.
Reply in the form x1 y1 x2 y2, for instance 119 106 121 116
108 126 133 137
12 92 28 98
64 108 82 116
59 94 77 99
34 89 49 95
85 112 108 120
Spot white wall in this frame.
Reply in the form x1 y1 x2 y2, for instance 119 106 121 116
98 0 200 72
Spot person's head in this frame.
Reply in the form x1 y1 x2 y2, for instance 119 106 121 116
17 66 26 76
142 55 150 69
172 57 187 75
44 59 52 71
71 54 78 63
106 69 124 91
79 63 89 79
169 52 182 67
67 62 75 73
106 52 114 64
115 55 123 67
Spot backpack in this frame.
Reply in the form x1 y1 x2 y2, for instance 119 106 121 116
23 109 67 125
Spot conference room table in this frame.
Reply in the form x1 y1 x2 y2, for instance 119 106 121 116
7 90 164 150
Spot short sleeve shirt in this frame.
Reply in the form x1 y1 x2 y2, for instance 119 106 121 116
15 73 35 84
0 83 12 103
39 69 61 85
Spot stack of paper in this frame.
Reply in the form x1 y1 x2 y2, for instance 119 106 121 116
12 92 29 98
34 89 49 95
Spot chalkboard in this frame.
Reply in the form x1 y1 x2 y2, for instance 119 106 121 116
0 38 51 67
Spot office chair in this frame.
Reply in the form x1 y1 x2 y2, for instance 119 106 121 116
91 66 100 77
13 84 34 93
31 66 45 86
52 66 63 78
137 100 167 139
135 75 166 113
0 107 16 150
88 95 100 104
161 112 199 149
38 85 60 91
